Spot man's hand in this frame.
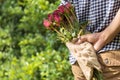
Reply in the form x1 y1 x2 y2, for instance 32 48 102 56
76 31 115 51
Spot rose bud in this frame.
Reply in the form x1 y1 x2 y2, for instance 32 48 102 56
43 19 52 29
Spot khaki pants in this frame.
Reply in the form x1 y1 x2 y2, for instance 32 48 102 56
72 50 120 80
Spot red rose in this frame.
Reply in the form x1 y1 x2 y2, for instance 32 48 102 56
43 19 52 29
58 5 70 14
48 13 53 21
53 10 60 15
58 5 65 13
54 15 62 23
53 10 62 23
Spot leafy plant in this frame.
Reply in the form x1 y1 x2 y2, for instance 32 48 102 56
0 0 73 80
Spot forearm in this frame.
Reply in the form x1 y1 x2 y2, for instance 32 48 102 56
104 9 120 36
93 9 120 51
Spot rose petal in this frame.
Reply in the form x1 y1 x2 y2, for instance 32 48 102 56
48 13 53 21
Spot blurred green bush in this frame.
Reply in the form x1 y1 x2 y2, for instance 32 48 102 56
0 0 73 80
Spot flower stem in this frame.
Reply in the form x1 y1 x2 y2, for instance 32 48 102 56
70 9 78 22
64 14 74 29
51 26 67 42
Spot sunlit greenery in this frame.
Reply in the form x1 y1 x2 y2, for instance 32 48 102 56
0 0 73 80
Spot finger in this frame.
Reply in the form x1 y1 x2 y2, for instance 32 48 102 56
80 35 88 42
81 34 99 44
80 34 94 44
75 38 83 44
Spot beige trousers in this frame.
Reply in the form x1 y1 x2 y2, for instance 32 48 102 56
72 50 120 80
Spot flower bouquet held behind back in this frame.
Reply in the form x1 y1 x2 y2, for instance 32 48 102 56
43 2 103 80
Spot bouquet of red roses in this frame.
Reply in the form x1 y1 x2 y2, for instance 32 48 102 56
43 2 86 43
43 2 103 80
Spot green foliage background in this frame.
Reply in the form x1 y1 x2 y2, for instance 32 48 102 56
0 0 73 80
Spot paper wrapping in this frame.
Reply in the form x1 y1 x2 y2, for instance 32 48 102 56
66 42 101 80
